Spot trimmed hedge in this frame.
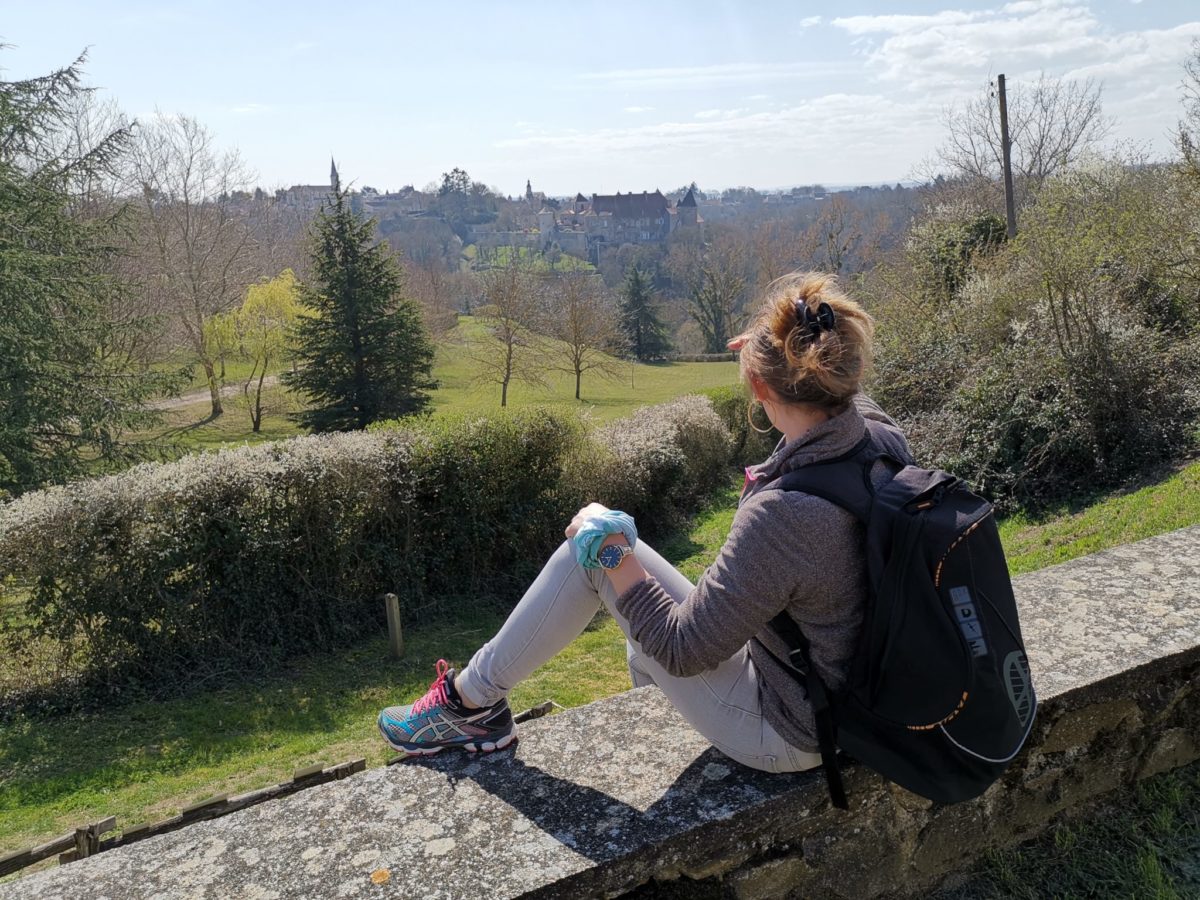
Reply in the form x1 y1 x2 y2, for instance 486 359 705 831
701 385 783 468
0 398 733 696
576 395 732 536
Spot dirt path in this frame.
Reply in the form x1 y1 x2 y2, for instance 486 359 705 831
150 375 281 411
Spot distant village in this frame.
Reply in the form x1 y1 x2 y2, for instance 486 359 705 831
266 162 844 267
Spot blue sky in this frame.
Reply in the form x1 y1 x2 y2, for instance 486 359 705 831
3 1 1198 195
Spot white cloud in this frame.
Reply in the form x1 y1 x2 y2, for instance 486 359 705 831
496 94 938 177
832 9 985 37
799 15 822 29
623 106 655 113
232 103 271 116
577 61 851 90
830 1 1200 99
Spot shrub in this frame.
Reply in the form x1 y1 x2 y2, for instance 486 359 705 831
0 397 736 700
568 395 733 535
870 161 1200 510
701 385 782 468
0 410 583 696
907 321 1200 509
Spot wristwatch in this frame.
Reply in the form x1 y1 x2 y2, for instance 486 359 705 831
598 543 635 570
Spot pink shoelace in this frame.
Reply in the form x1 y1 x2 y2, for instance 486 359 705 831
412 659 451 715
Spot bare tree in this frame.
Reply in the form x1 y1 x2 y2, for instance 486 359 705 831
129 114 263 417
1179 39 1200 184
468 258 547 407
48 92 131 211
404 256 465 337
668 226 750 353
547 265 624 400
750 218 806 289
934 74 1110 208
45 92 170 373
802 195 866 275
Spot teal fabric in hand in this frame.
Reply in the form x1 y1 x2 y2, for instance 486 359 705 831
572 509 638 569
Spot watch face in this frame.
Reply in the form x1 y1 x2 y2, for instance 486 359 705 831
598 544 627 569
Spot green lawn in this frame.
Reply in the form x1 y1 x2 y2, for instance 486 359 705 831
998 459 1200 575
138 318 741 452
143 384 304 455
429 318 739 421
941 760 1200 899
154 351 292 390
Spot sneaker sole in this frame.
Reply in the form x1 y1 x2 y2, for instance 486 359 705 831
383 730 518 757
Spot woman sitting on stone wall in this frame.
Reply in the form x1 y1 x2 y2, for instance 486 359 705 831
378 272 911 774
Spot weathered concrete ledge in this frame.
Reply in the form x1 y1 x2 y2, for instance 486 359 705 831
3 526 1198 900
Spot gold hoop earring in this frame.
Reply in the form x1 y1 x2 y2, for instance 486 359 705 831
748 399 775 435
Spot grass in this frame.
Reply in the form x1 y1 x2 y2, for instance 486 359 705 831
940 760 1200 899
142 384 304 455
428 318 739 422
135 320 741 452
998 458 1200 576
154 351 291 390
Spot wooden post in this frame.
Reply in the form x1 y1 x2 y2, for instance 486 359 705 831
998 73 1018 239
384 593 404 658
73 827 91 860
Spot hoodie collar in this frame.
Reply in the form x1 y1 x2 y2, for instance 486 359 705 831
742 402 868 496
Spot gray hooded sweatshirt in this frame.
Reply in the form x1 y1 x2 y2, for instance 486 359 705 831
615 395 912 752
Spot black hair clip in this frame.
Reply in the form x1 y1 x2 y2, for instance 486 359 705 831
796 299 837 338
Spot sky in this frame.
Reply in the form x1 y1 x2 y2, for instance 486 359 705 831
2 1 1198 196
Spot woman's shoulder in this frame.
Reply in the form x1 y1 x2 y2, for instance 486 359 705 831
854 393 915 465
737 479 859 535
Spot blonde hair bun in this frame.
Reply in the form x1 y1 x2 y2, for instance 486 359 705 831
737 272 874 409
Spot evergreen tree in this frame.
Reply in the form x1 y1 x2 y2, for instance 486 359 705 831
619 267 672 361
0 54 178 496
286 188 437 431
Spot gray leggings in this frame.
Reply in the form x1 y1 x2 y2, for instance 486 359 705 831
457 540 821 774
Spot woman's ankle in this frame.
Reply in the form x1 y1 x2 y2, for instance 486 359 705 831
453 674 482 709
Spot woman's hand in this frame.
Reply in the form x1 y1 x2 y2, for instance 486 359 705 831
565 502 611 539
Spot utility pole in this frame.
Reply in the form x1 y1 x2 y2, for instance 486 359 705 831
997 74 1018 239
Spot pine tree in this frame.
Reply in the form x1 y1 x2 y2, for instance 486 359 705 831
0 54 178 496
619 267 673 361
286 188 437 431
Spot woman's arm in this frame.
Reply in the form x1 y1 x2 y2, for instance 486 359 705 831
606 491 822 677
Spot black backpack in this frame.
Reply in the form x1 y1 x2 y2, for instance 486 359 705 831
765 420 1037 808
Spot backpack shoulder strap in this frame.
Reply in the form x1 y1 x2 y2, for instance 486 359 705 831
762 612 848 809
774 420 910 521
774 427 877 523
762 421 904 810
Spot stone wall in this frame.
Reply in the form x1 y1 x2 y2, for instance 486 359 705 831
2 527 1197 900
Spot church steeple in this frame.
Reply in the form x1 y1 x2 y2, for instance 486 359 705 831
330 156 340 192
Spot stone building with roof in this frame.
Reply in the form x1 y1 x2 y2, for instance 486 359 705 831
458 184 701 265
276 158 339 212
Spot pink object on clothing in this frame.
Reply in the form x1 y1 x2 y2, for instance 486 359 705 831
742 466 760 496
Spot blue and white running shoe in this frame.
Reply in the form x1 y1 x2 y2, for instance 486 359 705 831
378 659 517 756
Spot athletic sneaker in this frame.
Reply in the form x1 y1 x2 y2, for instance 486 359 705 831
377 659 517 756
